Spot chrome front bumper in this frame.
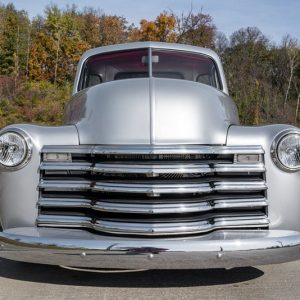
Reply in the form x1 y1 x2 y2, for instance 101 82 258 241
0 228 300 269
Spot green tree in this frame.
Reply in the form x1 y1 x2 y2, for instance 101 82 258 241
0 3 31 77
223 27 275 124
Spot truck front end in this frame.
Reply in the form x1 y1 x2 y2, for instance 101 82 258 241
0 42 299 270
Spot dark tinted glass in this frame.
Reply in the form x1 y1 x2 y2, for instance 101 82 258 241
80 49 148 89
79 48 221 90
152 50 220 88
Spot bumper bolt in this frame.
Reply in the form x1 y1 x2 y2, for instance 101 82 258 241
216 253 223 259
147 253 154 260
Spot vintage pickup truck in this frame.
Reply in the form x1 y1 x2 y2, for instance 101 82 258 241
0 42 299 271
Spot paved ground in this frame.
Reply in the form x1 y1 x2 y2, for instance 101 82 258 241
0 258 299 300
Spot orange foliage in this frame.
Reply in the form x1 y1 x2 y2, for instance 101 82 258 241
129 13 177 42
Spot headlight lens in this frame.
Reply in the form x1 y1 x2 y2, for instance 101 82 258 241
273 132 300 171
0 131 31 168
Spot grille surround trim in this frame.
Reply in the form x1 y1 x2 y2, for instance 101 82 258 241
41 145 265 155
38 144 267 237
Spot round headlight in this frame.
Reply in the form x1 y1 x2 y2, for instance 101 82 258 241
0 131 32 169
272 131 300 172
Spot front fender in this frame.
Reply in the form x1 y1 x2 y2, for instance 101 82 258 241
227 124 300 232
0 124 79 230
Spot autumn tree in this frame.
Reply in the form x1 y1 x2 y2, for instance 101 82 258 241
28 5 89 83
79 7 101 48
176 11 216 47
129 12 177 42
98 15 128 46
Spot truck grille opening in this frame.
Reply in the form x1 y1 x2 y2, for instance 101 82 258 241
37 145 268 237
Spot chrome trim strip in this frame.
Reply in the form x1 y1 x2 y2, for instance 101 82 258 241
213 163 266 173
39 197 92 209
41 145 265 155
213 181 267 192
40 162 92 171
37 214 269 236
39 180 91 191
95 181 213 194
38 197 268 214
42 145 92 154
39 180 267 195
59 265 148 273
1 228 300 269
39 179 267 194
40 162 266 174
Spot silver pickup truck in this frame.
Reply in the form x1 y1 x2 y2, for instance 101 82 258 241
0 42 299 271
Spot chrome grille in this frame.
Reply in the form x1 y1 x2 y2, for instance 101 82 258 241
37 145 269 236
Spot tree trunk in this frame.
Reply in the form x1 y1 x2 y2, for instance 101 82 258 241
284 63 294 109
295 93 300 124
14 25 20 88
26 26 31 80
54 32 61 84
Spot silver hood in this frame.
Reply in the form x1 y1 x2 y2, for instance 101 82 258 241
65 78 239 145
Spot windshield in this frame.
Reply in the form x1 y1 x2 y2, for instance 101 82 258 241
78 48 221 91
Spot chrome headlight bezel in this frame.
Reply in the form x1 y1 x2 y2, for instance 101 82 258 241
271 129 300 172
0 129 33 171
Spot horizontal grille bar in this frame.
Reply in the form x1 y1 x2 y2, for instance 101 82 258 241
39 179 267 194
40 162 266 174
42 145 265 155
37 213 269 236
38 197 268 214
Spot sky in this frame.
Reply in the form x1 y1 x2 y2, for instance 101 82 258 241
1 0 299 44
